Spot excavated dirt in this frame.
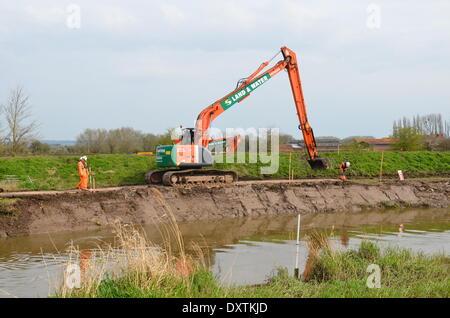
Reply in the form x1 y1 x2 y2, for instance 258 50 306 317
0 180 449 237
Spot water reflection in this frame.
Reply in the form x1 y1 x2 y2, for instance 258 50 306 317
0 208 449 297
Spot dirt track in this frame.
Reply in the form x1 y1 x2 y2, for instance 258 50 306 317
0 179 449 237
0 179 336 198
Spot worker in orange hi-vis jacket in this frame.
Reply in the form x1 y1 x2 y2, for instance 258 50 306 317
339 161 350 181
76 156 89 190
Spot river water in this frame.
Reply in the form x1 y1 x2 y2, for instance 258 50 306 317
0 207 449 298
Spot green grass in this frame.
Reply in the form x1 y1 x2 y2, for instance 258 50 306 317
86 269 226 298
232 242 450 298
213 151 450 180
0 154 151 191
64 242 449 298
0 151 449 191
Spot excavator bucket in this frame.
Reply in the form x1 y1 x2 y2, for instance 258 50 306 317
307 158 329 170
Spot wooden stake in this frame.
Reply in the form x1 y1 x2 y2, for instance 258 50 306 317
379 151 384 182
289 152 292 181
89 168 92 188
294 214 301 279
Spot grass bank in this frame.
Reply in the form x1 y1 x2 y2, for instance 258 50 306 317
0 151 449 191
59 226 449 298
215 151 450 180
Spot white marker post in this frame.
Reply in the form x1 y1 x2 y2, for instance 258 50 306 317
294 214 301 279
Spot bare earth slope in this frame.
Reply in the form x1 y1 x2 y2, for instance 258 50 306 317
0 179 449 237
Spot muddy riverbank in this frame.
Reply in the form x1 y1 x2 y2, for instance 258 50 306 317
0 179 449 237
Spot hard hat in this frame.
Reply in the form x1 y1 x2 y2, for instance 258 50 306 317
346 162 351 167
80 156 88 161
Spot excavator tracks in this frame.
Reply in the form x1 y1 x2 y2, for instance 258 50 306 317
145 169 238 186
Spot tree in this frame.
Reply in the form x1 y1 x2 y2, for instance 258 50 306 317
29 139 50 154
340 141 372 152
76 128 109 153
394 114 448 136
392 114 450 151
392 126 423 151
436 138 450 151
279 133 295 145
74 127 217 154
106 127 144 153
2 86 39 155
157 128 175 146
142 133 160 152
75 127 162 154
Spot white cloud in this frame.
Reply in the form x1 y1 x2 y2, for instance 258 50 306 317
24 6 65 24
88 5 140 31
201 1 259 31
160 4 185 24
279 0 328 29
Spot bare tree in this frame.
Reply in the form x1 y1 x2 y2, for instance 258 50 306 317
394 114 449 136
75 127 174 154
445 119 450 138
2 86 39 155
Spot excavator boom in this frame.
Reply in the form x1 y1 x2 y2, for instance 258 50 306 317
194 46 328 170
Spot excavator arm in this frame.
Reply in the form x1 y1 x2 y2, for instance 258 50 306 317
194 46 328 170
280 47 329 170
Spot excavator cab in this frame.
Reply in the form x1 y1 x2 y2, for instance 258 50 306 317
177 128 196 145
156 127 214 170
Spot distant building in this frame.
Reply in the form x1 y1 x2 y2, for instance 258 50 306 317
314 137 341 152
282 136 340 152
41 140 76 146
279 143 303 152
355 138 395 151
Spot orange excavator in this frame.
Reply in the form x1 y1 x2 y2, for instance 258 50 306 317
146 46 329 186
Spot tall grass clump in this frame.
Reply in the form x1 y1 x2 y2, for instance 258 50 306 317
231 240 449 298
296 241 449 297
58 216 224 298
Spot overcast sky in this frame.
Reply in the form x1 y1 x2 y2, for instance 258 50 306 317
1 0 449 140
